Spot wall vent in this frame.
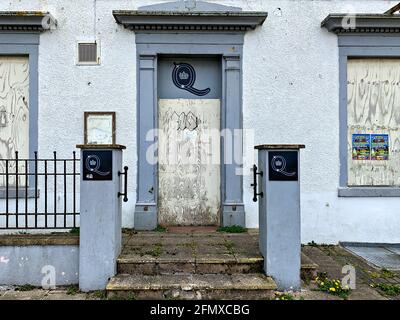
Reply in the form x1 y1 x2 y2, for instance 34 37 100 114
77 42 99 65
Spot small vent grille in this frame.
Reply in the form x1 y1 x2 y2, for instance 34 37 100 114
78 42 98 64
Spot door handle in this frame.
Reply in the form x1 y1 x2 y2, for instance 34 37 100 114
251 164 264 202
118 166 129 202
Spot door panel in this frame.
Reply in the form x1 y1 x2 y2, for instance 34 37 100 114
158 99 221 226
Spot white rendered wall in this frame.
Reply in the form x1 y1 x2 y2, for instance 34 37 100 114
0 0 399 244
0 245 79 285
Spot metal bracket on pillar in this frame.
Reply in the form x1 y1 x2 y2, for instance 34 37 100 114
251 164 264 202
118 166 129 202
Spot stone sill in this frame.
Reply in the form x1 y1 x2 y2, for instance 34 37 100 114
0 234 79 246
338 187 400 197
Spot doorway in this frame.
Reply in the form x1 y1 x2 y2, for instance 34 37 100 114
157 57 221 226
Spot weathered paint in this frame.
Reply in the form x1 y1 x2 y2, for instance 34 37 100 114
158 99 221 226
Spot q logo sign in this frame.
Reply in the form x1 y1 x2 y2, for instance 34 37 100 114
271 156 296 177
85 155 110 176
268 151 298 181
83 150 113 181
172 62 211 96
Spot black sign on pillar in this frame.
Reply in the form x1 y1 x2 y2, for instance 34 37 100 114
268 151 298 181
83 150 113 181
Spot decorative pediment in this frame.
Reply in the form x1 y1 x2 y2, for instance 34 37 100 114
322 14 400 34
113 1 267 32
0 11 56 32
137 0 242 12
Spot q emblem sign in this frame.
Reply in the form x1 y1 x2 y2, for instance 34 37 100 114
268 151 298 181
172 62 211 96
83 151 113 181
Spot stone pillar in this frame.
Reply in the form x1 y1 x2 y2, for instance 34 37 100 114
77 144 126 291
255 144 305 291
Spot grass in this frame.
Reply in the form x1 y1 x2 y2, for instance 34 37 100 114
274 292 295 300
144 243 163 257
316 272 351 299
307 241 318 247
154 225 167 232
217 225 247 233
368 268 396 279
381 268 396 279
66 284 80 295
91 290 107 300
224 240 235 255
307 241 333 248
373 283 400 296
16 284 36 291
69 227 80 235
108 293 136 300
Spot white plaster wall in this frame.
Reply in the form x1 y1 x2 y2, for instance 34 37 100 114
0 245 79 285
0 0 399 243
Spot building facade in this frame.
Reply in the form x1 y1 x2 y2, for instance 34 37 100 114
0 0 400 244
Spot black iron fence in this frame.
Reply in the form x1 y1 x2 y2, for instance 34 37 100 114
0 151 80 230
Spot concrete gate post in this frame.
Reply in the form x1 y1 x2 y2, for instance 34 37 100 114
253 144 305 291
76 144 127 291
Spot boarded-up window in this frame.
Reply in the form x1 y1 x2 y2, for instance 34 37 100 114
347 58 400 186
0 56 29 187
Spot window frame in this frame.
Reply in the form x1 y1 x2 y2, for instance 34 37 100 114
0 34 40 198
338 36 400 197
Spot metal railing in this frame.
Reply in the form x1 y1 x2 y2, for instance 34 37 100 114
0 151 80 230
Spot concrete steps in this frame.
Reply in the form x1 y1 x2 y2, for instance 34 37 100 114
106 231 318 300
117 253 317 277
117 255 263 275
106 273 277 300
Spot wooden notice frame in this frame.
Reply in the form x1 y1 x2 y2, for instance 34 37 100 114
84 111 116 146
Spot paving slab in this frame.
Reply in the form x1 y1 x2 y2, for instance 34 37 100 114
343 244 400 270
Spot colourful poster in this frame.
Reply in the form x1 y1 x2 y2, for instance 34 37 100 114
352 134 370 160
371 134 389 160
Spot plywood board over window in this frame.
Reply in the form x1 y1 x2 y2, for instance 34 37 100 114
347 58 400 186
0 56 29 187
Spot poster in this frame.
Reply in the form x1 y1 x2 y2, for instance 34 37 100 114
352 134 371 160
371 134 389 160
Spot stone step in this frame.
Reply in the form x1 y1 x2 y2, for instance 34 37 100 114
301 252 319 280
117 255 263 275
106 273 277 300
117 254 318 278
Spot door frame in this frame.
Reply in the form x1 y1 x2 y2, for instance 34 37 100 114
134 32 246 230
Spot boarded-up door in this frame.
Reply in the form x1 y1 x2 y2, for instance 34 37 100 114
0 56 29 187
158 99 221 226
